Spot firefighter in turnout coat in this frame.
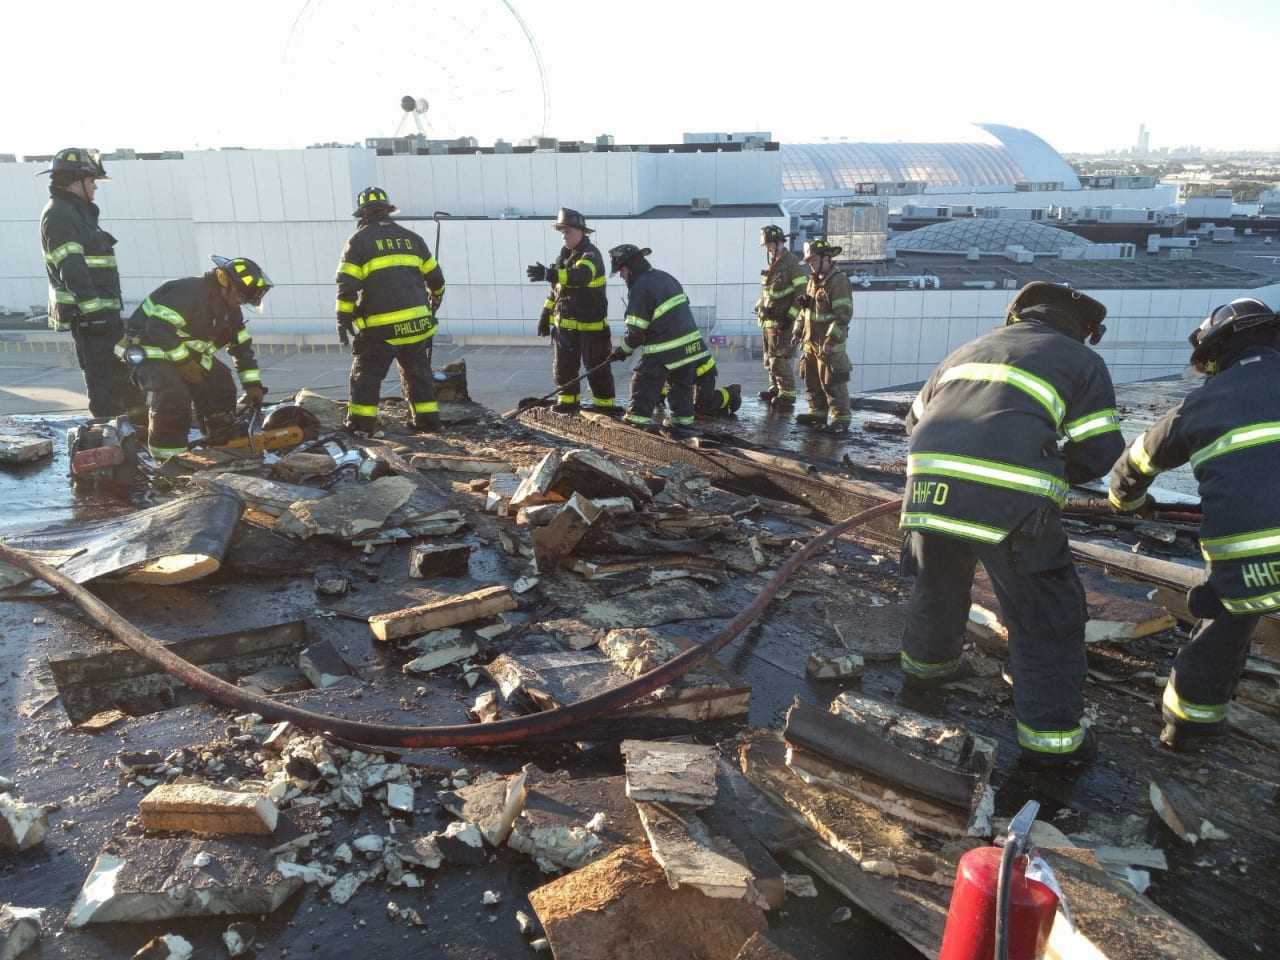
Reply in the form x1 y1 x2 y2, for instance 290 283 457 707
1109 298 1280 750
755 224 805 408
527 208 617 414
337 187 445 433
899 281 1124 765
793 239 854 433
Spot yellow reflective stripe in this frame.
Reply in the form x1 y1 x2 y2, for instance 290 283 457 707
900 651 962 678
419 256 438 275
45 241 84 266
579 257 598 279
78 297 119 313
938 362 1066 426
1064 408 1120 442
643 329 702 355
52 288 77 304
591 397 615 408
1162 683 1226 723
670 415 695 426
908 452 1068 505
667 349 711 371
899 512 1008 543
239 368 262 384
387 331 433 346
619 342 635 355
166 344 190 362
624 414 654 425
1017 723 1085 754
1190 421 1280 470
366 254 424 274
338 261 365 280
1127 433 1160 476
1200 526 1280 563
183 338 215 354
412 400 439 413
360 305 432 329
1221 588 1280 614
588 276 606 288
652 293 689 320
84 255 117 269
625 314 650 330
542 298 555 310
149 445 187 461
553 317 607 332
1108 490 1149 512
558 394 579 404
336 299 356 315
142 298 186 329
829 297 853 309
695 356 717 378
235 329 252 345
348 403 379 417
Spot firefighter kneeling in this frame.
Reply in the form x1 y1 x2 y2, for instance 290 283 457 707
120 255 270 462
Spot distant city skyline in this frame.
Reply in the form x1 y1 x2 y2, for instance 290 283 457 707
4 0 1278 156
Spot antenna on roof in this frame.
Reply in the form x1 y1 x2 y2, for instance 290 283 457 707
395 96 430 138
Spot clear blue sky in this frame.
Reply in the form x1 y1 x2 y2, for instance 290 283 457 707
4 0 1277 155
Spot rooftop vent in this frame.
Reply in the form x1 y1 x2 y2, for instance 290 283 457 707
690 197 712 215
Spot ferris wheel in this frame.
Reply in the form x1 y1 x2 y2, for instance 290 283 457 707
283 0 551 143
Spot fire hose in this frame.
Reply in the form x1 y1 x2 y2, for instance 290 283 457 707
0 499 902 749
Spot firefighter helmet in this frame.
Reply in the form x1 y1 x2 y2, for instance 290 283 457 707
554 207 592 234
37 147 108 180
352 186 397 218
608 243 652 274
803 238 842 260
1189 298 1278 373
761 224 787 246
1006 281 1108 345
211 255 273 308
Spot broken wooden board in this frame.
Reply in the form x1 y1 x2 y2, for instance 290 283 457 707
139 784 278 836
0 489 243 593
274 475 416 541
0 432 53 464
410 452 515 474
621 740 718 807
192 473 327 517
527 844 766 960
825 599 909 661
438 770 528 847
368 585 516 641
968 564 1176 649
510 449 564 510
532 493 602 573
634 802 756 901
785 697 995 830
562 578 734 631
509 773 648 873
737 734 951 958
48 620 307 725
550 448 653 506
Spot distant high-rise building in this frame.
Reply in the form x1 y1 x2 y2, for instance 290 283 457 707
1136 123 1150 155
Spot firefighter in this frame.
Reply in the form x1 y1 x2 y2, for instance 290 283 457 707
793 239 853 434
1109 298 1280 751
755 224 805 408
899 281 1124 766
337 187 445 434
120 256 269 462
605 244 711 437
526 208 617 415
38 148 141 419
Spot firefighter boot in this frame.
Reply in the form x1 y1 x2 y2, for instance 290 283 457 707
795 410 828 427
770 392 796 410
551 401 580 415
413 413 442 434
1017 727 1098 770
727 384 742 414
758 386 777 403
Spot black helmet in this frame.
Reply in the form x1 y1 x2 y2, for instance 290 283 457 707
37 147 108 180
554 207 592 234
803 238 842 260
261 403 321 439
761 225 787 246
353 186 396 218
608 243 652 275
1189 298 1278 373
211 255 273 309
1006 281 1107 345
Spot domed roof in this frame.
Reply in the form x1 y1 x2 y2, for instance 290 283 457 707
890 219 1091 255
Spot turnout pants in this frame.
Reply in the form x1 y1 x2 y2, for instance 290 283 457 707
552 328 616 409
693 368 732 416
900 516 1090 756
627 356 695 427
73 316 141 418
1163 611 1259 732
136 357 237 461
799 344 851 424
762 327 797 399
347 335 437 431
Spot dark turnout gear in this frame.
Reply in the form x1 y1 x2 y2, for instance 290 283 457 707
617 261 708 428
658 355 740 417
796 263 853 426
1109 331 1280 741
1007 281 1107 346
535 234 614 410
756 243 805 404
336 214 445 430
40 185 138 416
900 311 1124 759
123 275 264 461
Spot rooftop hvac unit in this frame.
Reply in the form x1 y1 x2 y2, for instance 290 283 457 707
690 198 712 215
1003 278 1019 289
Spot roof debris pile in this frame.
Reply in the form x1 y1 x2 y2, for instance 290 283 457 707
0 374 1277 958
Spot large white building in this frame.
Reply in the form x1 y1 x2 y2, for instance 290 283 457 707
2 129 1275 392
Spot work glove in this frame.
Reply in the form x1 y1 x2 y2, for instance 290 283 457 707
337 320 351 348
526 262 548 283
1186 583 1225 619
822 338 838 358
537 309 552 337
177 360 205 385
793 292 814 310
241 383 267 407
607 346 629 364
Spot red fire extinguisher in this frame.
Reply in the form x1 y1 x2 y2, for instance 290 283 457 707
938 800 1060 960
